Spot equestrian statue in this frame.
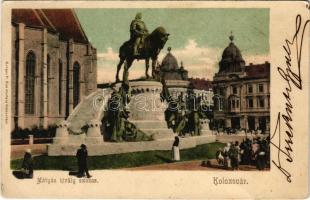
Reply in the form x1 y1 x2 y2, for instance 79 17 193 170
115 12 170 82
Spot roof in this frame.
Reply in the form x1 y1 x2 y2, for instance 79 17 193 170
245 62 270 79
221 42 244 63
161 47 179 71
218 34 245 74
189 78 212 91
12 9 89 43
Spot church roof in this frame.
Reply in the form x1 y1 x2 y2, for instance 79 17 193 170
161 47 179 71
12 9 89 43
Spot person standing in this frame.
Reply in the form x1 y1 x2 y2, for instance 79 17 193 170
76 144 92 178
223 142 231 169
22 149 33 178
229 143 239 170
172 136 180 161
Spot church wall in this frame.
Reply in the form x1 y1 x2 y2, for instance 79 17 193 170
47 32 59 120
71 42 97 99
23 27 44 128
58 41 68 119
11 25 98 130
89 47 97 94
72 42 87 101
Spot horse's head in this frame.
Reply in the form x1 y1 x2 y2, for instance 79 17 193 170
150 26 170 49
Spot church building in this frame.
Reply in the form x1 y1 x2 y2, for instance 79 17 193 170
212 34 270 133
11 9 97 129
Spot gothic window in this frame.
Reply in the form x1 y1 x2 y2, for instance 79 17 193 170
73 62 80 108
59 59 63 115
25 51 36 114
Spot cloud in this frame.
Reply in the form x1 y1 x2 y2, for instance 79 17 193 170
96 39 270 83
97 48 146 83
97 47 118 61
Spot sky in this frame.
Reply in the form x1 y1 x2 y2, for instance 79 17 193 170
75 8 270 83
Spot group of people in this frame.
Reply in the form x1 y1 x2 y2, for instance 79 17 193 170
214 128 267 135
216 137 270 170
18 144 92 179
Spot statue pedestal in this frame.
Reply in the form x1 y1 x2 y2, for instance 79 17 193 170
127 81 174 140
85 120 103 144
200 119 212 135
53 120 69 144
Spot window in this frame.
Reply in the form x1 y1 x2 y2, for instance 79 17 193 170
236 100 239 108
248 84 253 94
230 99 235 109
214 95 223 111
247 98 253 108
258 84 264 93
73 62 80 108
258 97 265 108
232 86 237 94
59 59 63 115
25 52 36 114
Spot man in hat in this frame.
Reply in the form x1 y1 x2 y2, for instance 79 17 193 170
76 144 92 178
130 12 149 56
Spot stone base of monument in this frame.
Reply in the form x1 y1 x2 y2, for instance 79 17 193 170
126 81 176 140
129 120 174 140
47 80 215 156
47 134 216 156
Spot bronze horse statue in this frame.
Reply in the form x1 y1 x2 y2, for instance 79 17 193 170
115 26 169 82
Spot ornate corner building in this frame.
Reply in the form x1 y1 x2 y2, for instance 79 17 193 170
11 9 97 130
212 34 270 133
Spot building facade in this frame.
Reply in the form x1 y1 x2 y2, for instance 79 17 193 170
212 34 270 133
11 9 97 129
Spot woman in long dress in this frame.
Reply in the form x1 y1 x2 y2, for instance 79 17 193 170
172 136 180 161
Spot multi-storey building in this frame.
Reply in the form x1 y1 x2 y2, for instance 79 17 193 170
212 34 270 133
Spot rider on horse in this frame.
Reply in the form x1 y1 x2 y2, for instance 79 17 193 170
130 13 149 56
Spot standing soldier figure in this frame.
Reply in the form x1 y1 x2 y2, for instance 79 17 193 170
130 12 149 56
